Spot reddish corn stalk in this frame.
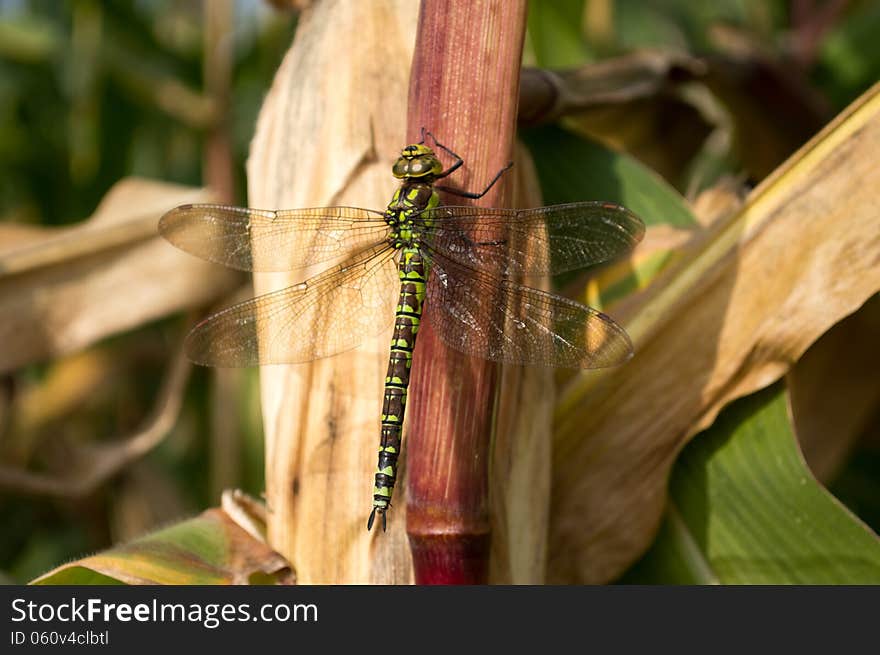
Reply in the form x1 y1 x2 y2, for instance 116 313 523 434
405 0 527 585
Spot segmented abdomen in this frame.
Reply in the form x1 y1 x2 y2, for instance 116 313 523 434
372 246 427 519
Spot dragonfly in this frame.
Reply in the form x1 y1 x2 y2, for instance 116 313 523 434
159 132 645 532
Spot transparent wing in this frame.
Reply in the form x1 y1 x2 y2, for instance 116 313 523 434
420 202 644 276
424 249 633 369
159 204 390 272
184 245 398 366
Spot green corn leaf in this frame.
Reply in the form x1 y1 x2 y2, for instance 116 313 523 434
622 383 880 584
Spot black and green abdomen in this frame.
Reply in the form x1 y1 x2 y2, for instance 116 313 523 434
368 180 438 531
370 247 428 528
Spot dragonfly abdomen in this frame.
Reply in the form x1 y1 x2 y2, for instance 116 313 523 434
369 246 427 531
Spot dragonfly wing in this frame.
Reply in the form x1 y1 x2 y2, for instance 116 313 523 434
160 204 390 272
422 202 644 276
425 250 633 369
184 245 398 366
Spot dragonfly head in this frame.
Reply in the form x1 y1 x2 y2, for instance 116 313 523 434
392 144 443 180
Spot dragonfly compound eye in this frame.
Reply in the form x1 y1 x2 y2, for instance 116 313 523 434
410 158 428 175
392 158 409 178
392 154 442 179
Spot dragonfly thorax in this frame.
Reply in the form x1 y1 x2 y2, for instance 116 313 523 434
386 210 427 249
385 179 440 251
386 180 439 213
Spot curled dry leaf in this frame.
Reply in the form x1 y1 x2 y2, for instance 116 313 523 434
0 177 239 373
704 25 830 180
789 295 880 483
32 508 294 585
549 82 880 583
519 51 706 125
520 52 712 184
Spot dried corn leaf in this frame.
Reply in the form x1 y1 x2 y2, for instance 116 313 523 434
549 81 880 583
32 506 293 585
789 295 880 482
247 0 419 584
519 52 712 184
0 178 238 373
490 146 553 584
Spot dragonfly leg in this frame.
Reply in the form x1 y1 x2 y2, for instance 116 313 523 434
425 131 464 179
424 130 514 197
435 160 514 199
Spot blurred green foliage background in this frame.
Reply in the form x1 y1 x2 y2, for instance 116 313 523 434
1 0 878 583
0 0 295 583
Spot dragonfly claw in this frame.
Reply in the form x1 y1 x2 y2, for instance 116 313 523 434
367 507 387 532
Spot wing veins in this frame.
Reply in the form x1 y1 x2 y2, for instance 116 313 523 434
160 204 391 272
424 247 633 368
185 244 397 366
419 202 644 276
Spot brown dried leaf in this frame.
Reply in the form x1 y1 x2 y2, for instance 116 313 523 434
789 295 880 482
0 178 238 373
519 52 705 123
704 25 830 180
549 82 880 583
519 53 712 183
